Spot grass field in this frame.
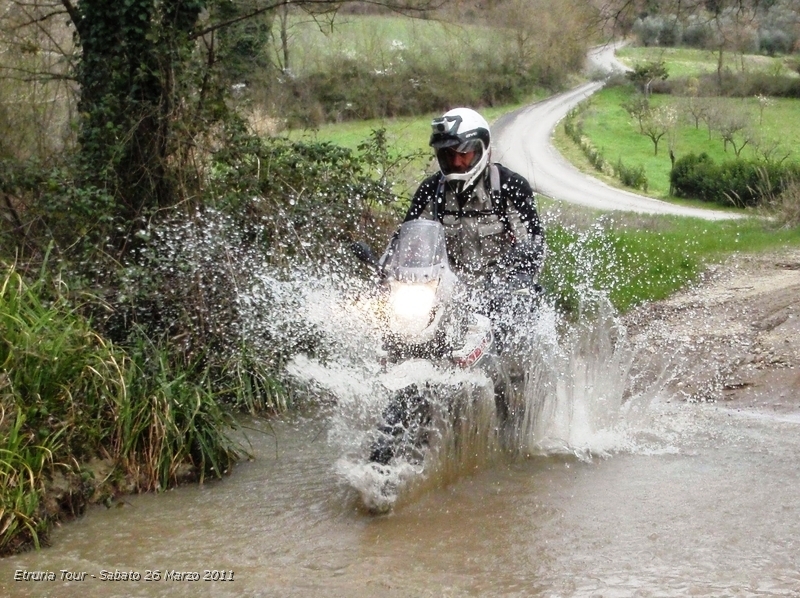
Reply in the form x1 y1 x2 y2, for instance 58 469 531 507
285 101 548 200
282 14 496 76
555 44 800 199
569 86 800 198
615 46 799 78
543 213 800 314
286 103 540 153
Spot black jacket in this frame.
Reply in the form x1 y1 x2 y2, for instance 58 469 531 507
403 163 545 278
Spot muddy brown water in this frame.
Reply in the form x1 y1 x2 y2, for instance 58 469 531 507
1 401 799 598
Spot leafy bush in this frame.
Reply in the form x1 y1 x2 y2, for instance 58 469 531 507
210 124 402 256
759 28 795 56
616 159 648 191
670 152 800 207
93 129 408 421
682 17 712 49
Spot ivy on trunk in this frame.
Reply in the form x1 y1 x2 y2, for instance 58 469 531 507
66 0 205 247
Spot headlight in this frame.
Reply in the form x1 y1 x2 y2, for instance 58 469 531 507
388 281 437 333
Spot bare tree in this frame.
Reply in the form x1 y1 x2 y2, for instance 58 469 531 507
716 105 752 156
676 77 709 130
707 4 760 85
0 0 77 160
621 94 650 133
703 98 727 140
755 92 774 125
488 0 593 85
641 103 677 156
682 95 712 129
750 132 791 164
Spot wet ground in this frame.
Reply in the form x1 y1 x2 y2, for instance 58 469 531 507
626 248 800 414
1 402 799 598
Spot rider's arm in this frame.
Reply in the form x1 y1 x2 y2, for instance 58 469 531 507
498 166 546 276
403 174 441 222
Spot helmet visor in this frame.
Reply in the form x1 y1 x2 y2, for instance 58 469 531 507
436 140 484 175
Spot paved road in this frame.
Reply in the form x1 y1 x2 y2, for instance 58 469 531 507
492 44 739 221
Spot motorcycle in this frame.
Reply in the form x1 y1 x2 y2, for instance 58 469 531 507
348 219 524 513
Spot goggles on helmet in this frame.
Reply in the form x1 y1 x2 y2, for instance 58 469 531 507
435 141 484 175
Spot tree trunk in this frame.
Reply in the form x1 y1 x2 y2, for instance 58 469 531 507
72 0 204 248
280 4 290 73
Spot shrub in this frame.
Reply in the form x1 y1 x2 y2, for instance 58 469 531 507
632 16 683 47
759 28 795 56
278 53 543 126
671 152 800 207
683 17 712 49
616 159 648 191
764 177 800 228
692 72 800 99
209 125 402 260
95 129 407 421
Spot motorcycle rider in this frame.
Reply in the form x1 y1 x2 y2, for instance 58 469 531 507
366 108 544 461
398 107 545 425
403 107 546 339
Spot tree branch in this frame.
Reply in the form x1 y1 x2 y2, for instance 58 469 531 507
7 6 68 30
0 64 77 83
59 0 81 32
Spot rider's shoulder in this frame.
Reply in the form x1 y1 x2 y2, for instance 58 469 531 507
411 172 443 202
416 172 442 192
492 163 533 193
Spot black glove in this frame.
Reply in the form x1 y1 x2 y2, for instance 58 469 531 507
499 241 544 277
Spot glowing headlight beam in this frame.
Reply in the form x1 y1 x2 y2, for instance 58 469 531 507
389 282 437 326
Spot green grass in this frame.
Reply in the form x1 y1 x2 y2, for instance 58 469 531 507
542 213 800 314
287 103 539 153
616 46 798 78
282 14 498 76
558 47 800 200
288 113 433 154
0 264 242 555
284 101 549 201
559 85 800 199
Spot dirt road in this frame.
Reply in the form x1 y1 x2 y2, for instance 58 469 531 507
625 248 800 412
491 44 797 410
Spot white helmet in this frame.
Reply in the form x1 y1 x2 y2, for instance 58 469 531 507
430 107 491 192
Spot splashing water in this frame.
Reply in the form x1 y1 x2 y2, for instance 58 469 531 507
137 210 680 510
236 257 676 512
518 290 673 460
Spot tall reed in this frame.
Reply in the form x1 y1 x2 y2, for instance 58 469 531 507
0 263 242 555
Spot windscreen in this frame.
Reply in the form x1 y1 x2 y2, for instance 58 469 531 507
385 219 448 282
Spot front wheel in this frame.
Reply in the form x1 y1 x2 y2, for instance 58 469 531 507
369 385 432 465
